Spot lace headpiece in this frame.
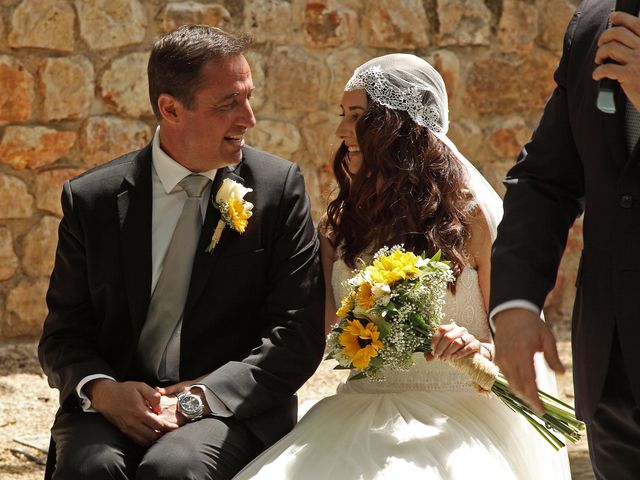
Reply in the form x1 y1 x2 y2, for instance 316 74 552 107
345 53 449 134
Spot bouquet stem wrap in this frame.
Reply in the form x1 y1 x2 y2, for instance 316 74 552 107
446 353 499 394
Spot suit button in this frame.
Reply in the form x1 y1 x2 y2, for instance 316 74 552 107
620 194 633 209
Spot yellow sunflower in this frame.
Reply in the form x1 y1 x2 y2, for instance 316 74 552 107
336 291 355 318
368 250 421 285
339 319 383 370
357 282 375 309
227 197 252 233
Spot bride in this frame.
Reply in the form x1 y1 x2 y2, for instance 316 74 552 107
234 54 572 479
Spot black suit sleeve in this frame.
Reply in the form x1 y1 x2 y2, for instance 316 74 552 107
38 181 118 409
490 7 586 312
201 164 325 419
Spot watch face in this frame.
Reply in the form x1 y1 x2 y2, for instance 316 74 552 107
179 393 203 416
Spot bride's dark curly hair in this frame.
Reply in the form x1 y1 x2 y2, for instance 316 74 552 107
326 100 475 281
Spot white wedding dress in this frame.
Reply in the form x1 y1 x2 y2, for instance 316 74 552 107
234 259 572 480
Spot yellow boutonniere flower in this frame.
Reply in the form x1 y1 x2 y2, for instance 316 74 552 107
206 179 253 253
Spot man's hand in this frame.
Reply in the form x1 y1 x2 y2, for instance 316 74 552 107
158 394 185 427
493 308 565 416
593 11 640 110
85 379 179 446
156 379 212 425
156 379 195 397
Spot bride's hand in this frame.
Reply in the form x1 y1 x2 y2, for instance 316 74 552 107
425 322 481 361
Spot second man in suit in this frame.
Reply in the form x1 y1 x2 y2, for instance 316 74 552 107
490 1 640 477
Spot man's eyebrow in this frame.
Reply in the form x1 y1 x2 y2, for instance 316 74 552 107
217 87 256 103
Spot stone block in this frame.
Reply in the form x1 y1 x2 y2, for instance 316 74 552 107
270 47 327 112
300 111 340 167
364 0 430 49
498 0 539 55
244 51 266 112
0 126 76 170
22 216 60 277
537 0 576 55
80 116 152 167
437 0 492 46
0 227 18 281
5 279 49 338
246 120 301 160
0 174 35 219
447 117 483 162
465 51 557 113
160 2 230 32
325 48 370 106
39 56 94 121
487 118 532 158
75 0 147 50
304 1 357 48
8 0 75 52
35 168 84 217
243 0 296 45
100 52 152 117
0 55 34 123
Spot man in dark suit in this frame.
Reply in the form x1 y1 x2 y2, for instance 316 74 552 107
38 25 325 480
490 1 640 477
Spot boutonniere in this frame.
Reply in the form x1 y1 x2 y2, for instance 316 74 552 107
205 178 254 253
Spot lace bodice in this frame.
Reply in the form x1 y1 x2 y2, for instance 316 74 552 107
331 258 491 393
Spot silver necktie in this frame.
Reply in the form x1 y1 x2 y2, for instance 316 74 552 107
625 99 640 155
137 174 211 380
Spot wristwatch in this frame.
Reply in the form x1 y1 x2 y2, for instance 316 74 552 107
176 390 205 422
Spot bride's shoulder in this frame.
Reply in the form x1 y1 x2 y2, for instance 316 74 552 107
318 214 339 263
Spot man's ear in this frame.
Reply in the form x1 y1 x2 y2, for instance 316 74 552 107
157 94 181 124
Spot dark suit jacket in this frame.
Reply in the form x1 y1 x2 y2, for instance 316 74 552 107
490 0 640 421
38 144 325 447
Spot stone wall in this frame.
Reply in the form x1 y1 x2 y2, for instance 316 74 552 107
0 0 581 339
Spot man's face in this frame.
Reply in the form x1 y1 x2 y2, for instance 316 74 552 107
177 55 256 170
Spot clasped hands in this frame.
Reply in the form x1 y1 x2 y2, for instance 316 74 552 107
424 322 491 362
85 378 198 447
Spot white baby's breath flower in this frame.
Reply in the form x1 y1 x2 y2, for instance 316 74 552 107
371 282 391 305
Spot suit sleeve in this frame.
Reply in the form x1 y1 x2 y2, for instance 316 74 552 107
489 6 586 312
38 181 118 409
200 164 325 419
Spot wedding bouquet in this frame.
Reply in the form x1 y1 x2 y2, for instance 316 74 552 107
325 245 584 450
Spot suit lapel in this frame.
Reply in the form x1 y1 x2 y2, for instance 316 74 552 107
118 145 153 337
184 164 246 318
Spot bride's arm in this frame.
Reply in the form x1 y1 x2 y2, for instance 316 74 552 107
428 208 496 362
319 226 339 335
465 207 495 360
467 206 492 313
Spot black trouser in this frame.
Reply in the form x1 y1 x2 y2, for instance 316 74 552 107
51 410 265 480
587 329 640 480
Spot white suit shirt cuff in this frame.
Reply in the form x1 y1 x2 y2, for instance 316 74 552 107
76 374 116 412
192 384 233 417
489 300 540 333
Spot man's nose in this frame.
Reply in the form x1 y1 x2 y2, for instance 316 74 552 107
240 100 256 128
